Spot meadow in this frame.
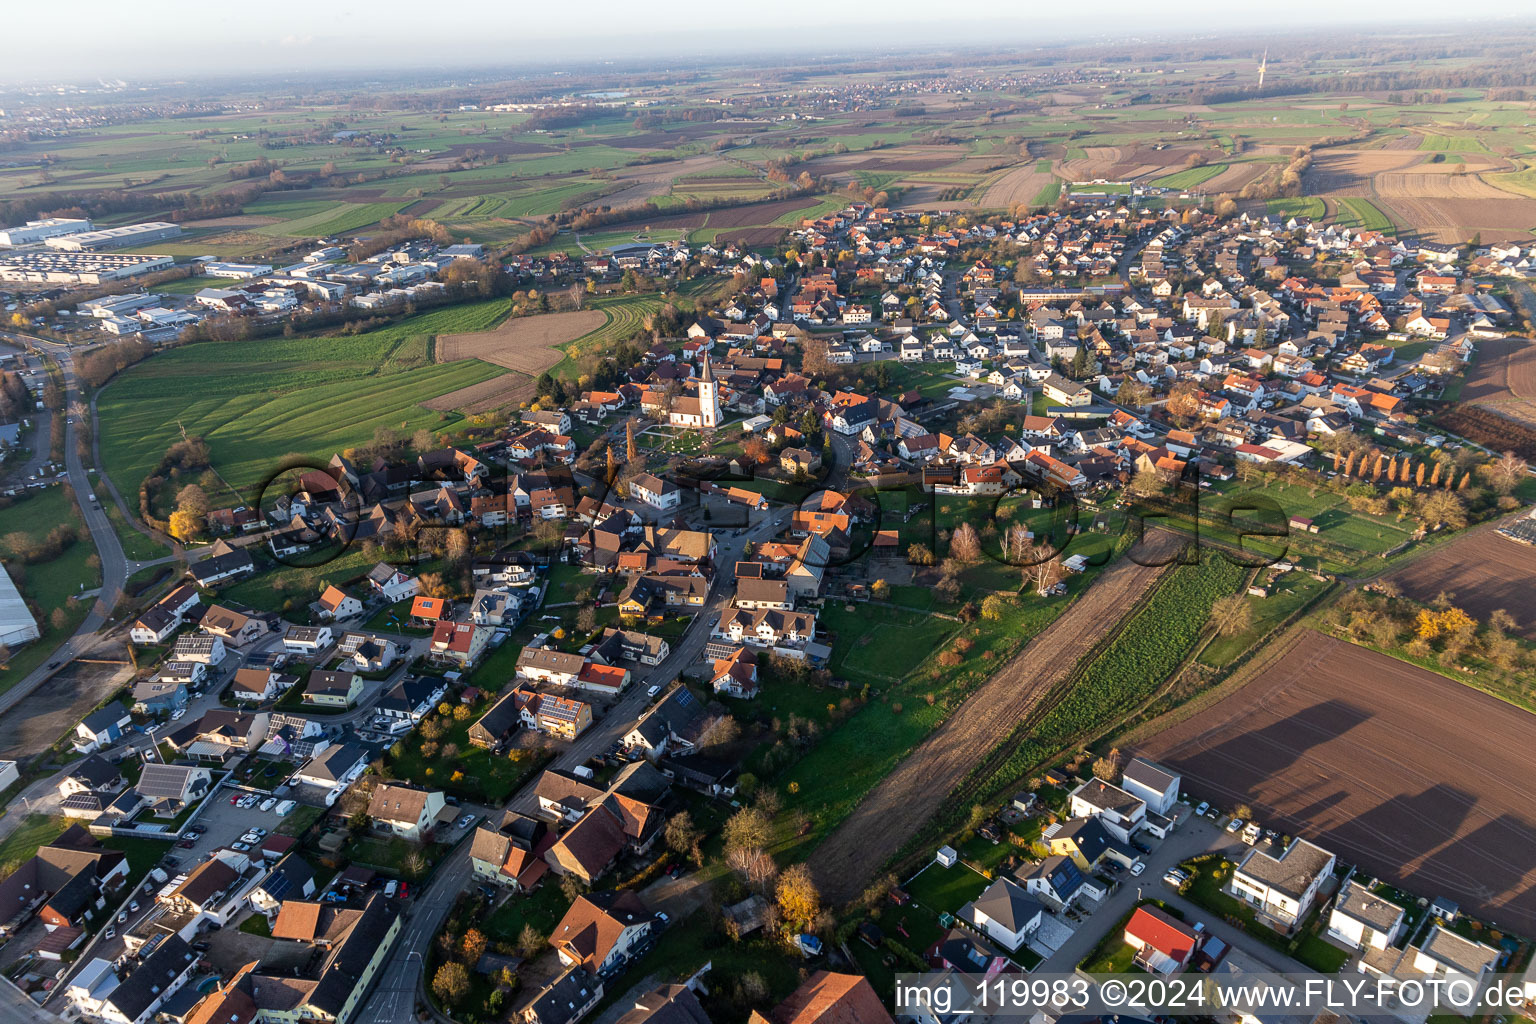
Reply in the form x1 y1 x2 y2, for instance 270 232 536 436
97 301 512 501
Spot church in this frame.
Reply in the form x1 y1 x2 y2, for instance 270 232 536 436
667 349 722 430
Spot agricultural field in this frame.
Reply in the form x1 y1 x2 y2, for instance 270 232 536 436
1136 630 1536 937
1455 331 1536 430
0 486 99 687
429 308 605 411
1383 527 1536 640
97 300 512 500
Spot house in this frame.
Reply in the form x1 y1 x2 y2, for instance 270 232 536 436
1124 905 1202 974
751 971 893 1024
409 595 451 625
249 854 318 917
429 620 493 668
254 893 401 1024
67 935 197 1024
622 686 716 759
612 984 711 1024
293 742 368 794
1231 837 1336 931
630 473 682 513
1019 854 1102 909
521 968 603 1024
135 763 213 815
1069 777 1147 842
283 625 334 656
128 584 200 644
1327 878 1406 951
551 890 653 975
201 605 269 648
543 763 670 882
1356 925 1499 1017
470 689 528 750
187 541 255 587
367 783 448 842
131 677 188 715
516 647 587 688
469 814 553 892
959 877 1043 952
366 562 419 603
171 632 227 666
167 710 269 765
57 755 126 817
376 675 448 724
315 586 363 622
74 705 132 753
1043 815 1135 871
1120 756 1180 816
231 667 296 702
303 669 364 708
709 647 758 699
339 631 400 672
0 826 128 936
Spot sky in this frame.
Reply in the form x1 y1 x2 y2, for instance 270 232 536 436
7 0 1536 83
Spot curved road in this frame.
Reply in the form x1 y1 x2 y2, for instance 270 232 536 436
0 333 135 716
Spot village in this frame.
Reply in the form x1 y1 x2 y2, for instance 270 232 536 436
2 123 1536 1024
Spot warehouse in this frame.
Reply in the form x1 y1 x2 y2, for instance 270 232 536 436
45 221 182 251
0 251 175 285
0 217 93 247
0 564 40 647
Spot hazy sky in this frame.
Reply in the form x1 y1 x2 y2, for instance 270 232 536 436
7 0 1536 83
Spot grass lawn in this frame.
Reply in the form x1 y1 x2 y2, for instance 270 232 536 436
387 705 551 803
903 861 991 926
817 603 958 686
482 883 572 943
101 500 170 562
240 913 273 936
1198 571 1331 669
0 487 100 689
217 545 393 616
0 814 68 866
97 300 513 500
1295 931 1350 972
1081 940 1138 974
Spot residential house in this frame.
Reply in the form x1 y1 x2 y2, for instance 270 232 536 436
74 705 132 754
1124 905 1202 974
304 669 364 708
749 972 893 1024
376 675 448 725
469 813 552 892
201 605 269 648
366 563 419 603
630 473 682 513
709 647 758 699
66 935 196 1024
551 890 653 975
367 784 448 842
1327 878 1406 952
958 877 1043 953
283 625 334 656
429 620 493 669
1069 778 1147 843
1120 757 1181 816
1230 837 1336 932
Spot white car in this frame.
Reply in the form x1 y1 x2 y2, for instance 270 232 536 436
170 708 186 721
1226 817 1245 834
1194 801 1210 817
259 798 276 812
1130 861 1146 876
647 684 662 698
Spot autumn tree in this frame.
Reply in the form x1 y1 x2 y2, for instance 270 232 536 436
1210 594 1253 636
950 522 982 563
722 806 773 855
1485 451 1527 495
1415 462 1427 487
432 962 469 1006
1166 381 1200 421
665 811 703 866
625 419 639 463
461 928 488 965
727 845 779 890
776 863 822 924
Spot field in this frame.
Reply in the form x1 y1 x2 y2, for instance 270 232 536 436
1136 630 1536 936
1384 527 1536 640
0 486 100 686
98 301 511 499
1456 330 1536 430
806 531 1184 904
429 308 605 411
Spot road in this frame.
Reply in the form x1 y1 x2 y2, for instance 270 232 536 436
0 332 137 718
357 499 786 1023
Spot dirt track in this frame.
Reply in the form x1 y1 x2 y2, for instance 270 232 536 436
1136 630 1536 936
808 531 1186 903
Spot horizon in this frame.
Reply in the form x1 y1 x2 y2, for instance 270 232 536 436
7 1 1536 85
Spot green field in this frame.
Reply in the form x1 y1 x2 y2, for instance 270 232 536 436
1417 133 1487 153
1335 197 1396 233
0 486 99 686
1152 163 1229 190
97 301 512 499
1266 197 1327 219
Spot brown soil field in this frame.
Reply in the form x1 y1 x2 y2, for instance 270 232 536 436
1304 150 1424 196
1204 162 1269 192
1377 170 1518 200
1058 146 1125 181
1375 187 1536 244
424 372 536 414
1460 336 1536 406
807 531 1187 904
597 155 733 208
435 309 605 374
1136 630 1536 936
710 226 788 247
979 166 1057 208
1384 528 1536 640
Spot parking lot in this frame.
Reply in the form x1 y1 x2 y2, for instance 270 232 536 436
168 788 298 867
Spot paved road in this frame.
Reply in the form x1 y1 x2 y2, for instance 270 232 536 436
0 333 133 717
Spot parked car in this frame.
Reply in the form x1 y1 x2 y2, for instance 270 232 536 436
1226 817 1245 834
383 880 398 898
129 901 139 912
259 798 276 812
231 842 250 852
1194 801 1209 817
399 882 409 900
646 684 662 698
456 814 476 829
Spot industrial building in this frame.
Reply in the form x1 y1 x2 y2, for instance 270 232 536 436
45 221 182 251
0 217 94 247
0 251 175 285
0 564 40 647
202 261 273 279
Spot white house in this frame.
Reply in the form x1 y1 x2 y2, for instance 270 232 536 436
1120 756 1180 816
961 877 1043 952
630 473 682 513
1327 879 1406 952
1069 778 1147 843
366 563 419 603
67 936 197 1024
1231 837 1336 932
366 784 447 842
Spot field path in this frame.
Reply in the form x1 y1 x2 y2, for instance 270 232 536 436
807 532 1186 903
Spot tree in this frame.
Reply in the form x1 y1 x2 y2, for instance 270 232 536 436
1486 451 1527 495
727 845 779 890
516 923 547 959
980 594 1010 620
432 962 469 1006
412 427 436 453
870 578 890 601
776 863 821 924
1210 594 1253 637
1417 491 1467 531
1165 381 1200 421
665 811 703 866
626 419 639 463
576 606 597 633
950 522 982 563
723 806 773 855
168 507 203 542
907 543 936 566
461 928 488 965
174 484 209 518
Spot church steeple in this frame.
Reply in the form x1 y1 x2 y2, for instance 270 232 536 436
700 347 714 383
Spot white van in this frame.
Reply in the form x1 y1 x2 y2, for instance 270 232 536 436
275 800 296 816
384 880 398 898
